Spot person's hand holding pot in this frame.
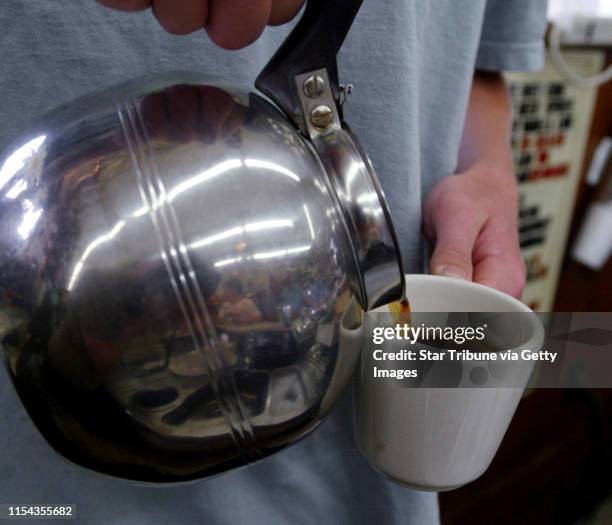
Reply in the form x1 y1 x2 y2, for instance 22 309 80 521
97 0 305 49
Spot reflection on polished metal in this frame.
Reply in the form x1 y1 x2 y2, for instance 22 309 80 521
0 74 402 483
294 68 403 311
0 0 404 485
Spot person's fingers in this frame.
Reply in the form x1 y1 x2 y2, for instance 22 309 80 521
152 0 209 34
473 253 526 299
269 0 304 26
100 0 286 47
206 0 272 49
472 222 526 298
425 191 487 281
96 0 151 11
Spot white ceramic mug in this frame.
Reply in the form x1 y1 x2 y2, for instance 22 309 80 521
353 275 544 491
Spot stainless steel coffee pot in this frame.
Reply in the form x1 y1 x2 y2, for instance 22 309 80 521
0 0 404 483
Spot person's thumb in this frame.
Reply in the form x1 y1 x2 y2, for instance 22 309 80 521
425 196 485 281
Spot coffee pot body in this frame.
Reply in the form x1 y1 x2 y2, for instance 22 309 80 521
0 0 406 483
0 66 403 482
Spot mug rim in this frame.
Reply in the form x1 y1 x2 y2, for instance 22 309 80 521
379 274 545 350
402 274 535 315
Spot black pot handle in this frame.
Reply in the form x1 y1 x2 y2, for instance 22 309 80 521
255 0 363 130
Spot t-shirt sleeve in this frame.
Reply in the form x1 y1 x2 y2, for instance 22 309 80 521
476 0 548 72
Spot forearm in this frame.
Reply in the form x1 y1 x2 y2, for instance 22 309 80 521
426 70 526 297
456 71 514 180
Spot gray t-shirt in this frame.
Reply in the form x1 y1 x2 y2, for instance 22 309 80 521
0 2 546 524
